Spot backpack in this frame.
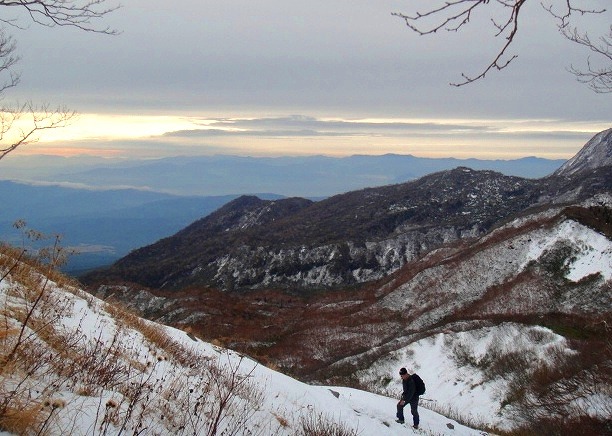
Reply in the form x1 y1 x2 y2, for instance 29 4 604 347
413 373 426 395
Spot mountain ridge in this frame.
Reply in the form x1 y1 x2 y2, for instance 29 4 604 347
83 150 611 292
554 127 612 177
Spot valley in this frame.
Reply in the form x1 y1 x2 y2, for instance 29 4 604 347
1 129 610 434
80 129 612 433
0 1 609 433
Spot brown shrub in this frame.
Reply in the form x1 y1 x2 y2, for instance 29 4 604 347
0 399 45 435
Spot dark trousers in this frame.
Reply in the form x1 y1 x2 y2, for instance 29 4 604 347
396 396 419 426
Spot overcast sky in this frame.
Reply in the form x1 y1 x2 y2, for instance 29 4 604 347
4 0 612 160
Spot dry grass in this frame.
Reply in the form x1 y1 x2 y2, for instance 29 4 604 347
297 411 360 436
102 298 202 368
0 328 17 344
0 400 45 435
1 242 271 435
425 402 496 434
273 413 289 428
0 227 277 434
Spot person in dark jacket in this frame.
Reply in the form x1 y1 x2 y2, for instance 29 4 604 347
396 367 420 429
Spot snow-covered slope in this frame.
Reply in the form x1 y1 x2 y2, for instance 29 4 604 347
554 128 612 177
76 195 611 433
0 255 485 435
379 197 612 327
359 323 574 431
328 195 612 431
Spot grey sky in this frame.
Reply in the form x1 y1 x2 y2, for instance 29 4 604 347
3 0 611 159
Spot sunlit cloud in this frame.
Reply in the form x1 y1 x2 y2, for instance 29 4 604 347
20 146 124 157
33 114 204 143
13 112 610 160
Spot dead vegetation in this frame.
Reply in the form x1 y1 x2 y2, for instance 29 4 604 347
0 227 371 435
0 230 269 434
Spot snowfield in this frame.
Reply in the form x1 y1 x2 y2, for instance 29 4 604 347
520 219 612 282
346 205 612 432
0 267 486 435
358 324 573 431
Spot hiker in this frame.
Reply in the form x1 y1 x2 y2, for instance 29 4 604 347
396 367 420 429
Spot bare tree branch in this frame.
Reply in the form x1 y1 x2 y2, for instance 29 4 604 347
393 0 528 86
565 25 612 93
0 0 120 34
0 103 77 160
0 28 19 95
0 0 118 159
541 1 611 92
393 0 612 92
541 0 605 28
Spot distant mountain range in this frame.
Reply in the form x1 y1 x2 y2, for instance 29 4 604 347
0 183 281 273
0 153 566 273
83 129 612 292
3 153 564 197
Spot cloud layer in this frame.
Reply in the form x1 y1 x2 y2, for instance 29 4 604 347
4 0 611 159
17 114 606 159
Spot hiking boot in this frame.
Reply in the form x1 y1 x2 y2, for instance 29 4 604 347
413 424 419 429
395 419 404 424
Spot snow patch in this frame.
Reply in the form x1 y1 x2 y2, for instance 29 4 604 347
521 220 612 281
358 323 572 430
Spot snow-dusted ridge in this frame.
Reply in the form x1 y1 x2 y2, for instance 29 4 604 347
554 128 612 177
379 197 612 324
